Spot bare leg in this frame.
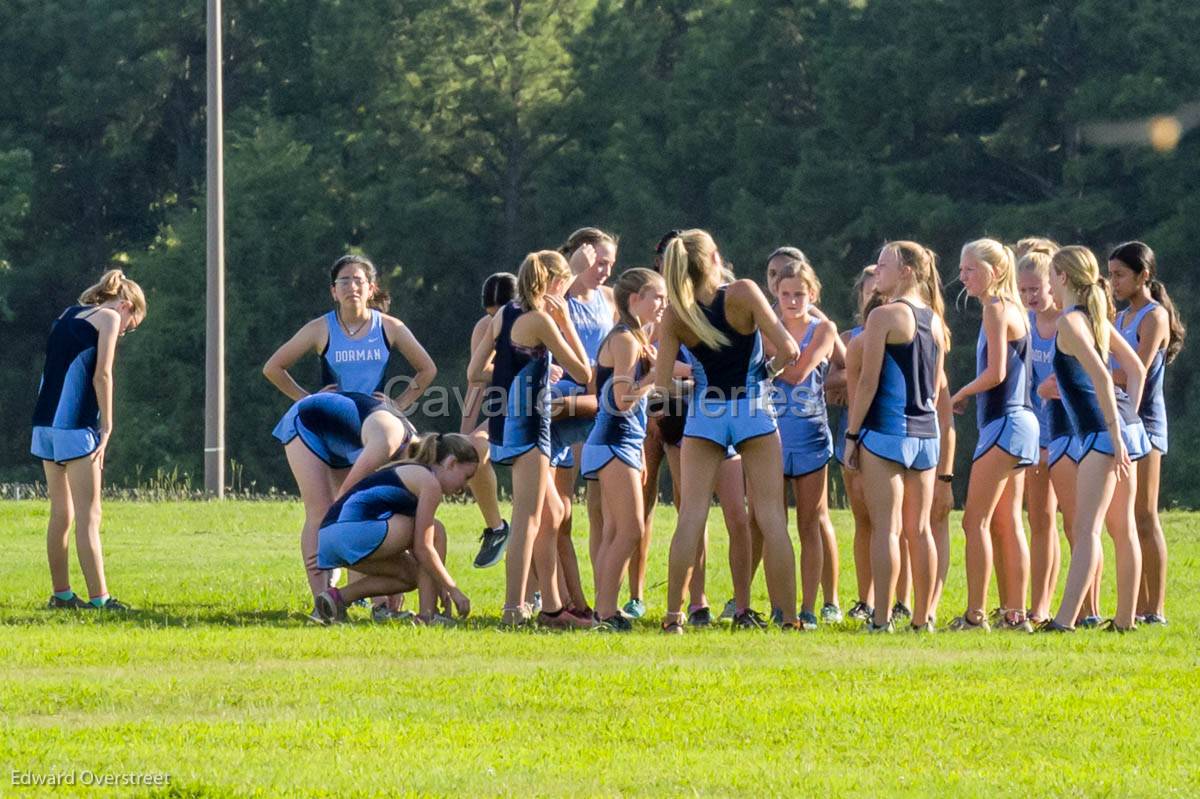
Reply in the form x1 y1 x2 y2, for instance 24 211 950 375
737 434 797 624
1052 451 1117 627
990 470 1030 620
665 438 724 619
860 450 903 628
845 466 874 608
961 447 1020 621
716 457 753 613
901 468 936 627
1134 451 1166 618
1026 457 1059 622
792 467 827 615
43 461 74 594
504 449 548 611
467 429 503 530
1104 465 1141 628
64 453 108 600
595 462 645 619
285 441 336 600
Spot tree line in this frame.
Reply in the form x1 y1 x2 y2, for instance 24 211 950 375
0 0 1196 504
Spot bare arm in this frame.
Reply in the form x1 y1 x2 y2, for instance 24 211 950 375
263 319 325 401
1107 321 1147 414
89 308 122 468
1114 308 1167 387
951 300 1007 405
382 316 437 413
467 314 500 385
936 367 956 476
407 468 459 595
460 315 494 434
845 306 896 437
654 309 683 393
733 280 799 371
779 319 837 384
533 305 591 385
607 332 655 413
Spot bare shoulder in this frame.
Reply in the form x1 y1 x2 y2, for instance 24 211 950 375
726 278 765 303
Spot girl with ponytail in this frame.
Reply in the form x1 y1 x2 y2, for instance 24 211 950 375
948 239 1039 633
313 433 478 625
843 242 946 632
654 229 801 632
468 250 593 628
580 268 667 629
1108 241 1185 625
1041 246 1146 632
33 268 146 611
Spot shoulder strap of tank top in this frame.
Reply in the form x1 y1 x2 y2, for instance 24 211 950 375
1132 301 1159 328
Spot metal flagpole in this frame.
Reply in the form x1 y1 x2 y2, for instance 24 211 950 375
204 0 225 497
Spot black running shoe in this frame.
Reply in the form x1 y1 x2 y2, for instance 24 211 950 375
473 520 511 569
47 594 89 610
89 597 131 612
688 606 712 627
1035 619 1074 633
597 614 633 632
891 602 912 621
730 608 768 630
847 601 873 621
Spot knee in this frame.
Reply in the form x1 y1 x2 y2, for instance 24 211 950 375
1133 510 1157 532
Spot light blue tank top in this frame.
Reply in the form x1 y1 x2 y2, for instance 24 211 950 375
320 309 390 394
560 288 613 387
1115 302 1167 439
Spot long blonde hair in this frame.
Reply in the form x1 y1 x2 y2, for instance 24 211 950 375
962 238 1019 305
882 241 949 349
662 229 727 349
1052 246 1111 359
1015 236 1059 258
79 268 147 318
516 250 571 311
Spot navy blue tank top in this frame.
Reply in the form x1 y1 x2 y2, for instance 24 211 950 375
320 310 390 394
975 302 1033 428
32 306 102 430
862 300 939 438
685 286 766 402
1052 307 1108 437
322 466 424 527
487 302 551 443
590 324 648 446
1028 311 1071 441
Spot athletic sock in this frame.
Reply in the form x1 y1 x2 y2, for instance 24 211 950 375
89 595 110 608
53 590 76 601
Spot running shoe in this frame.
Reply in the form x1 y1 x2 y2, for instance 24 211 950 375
847 601 873 621
1035 619 1074 633
372 605 416 623
820 603 843 623
417 612 457 627
315 588 348 624
720 598 738 620
866 619 895 634
1077 615 1102 629
909 620 936 633
947 612 990 632
537 608 595 630
473 520 511 569
1139 613 1168 626
1100 619 1136 634
87 597 131 612
891 602 912 621
622 598 646 619
995 610 1034 633
796 610 819 631
597 614 633 633
688 606 713 627
661 614 685 635
501 605 530 628
47 594 89 610
730 608 768 631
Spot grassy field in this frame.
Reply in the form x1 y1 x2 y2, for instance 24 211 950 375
1 499 1197 798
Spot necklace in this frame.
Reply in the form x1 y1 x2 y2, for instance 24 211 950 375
338 309 370 338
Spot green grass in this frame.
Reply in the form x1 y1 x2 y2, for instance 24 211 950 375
1 500 1197 797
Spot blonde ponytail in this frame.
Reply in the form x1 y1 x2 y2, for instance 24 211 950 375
516 251 571 311
962 238 1020 306
662 230 728 349
1052 246 1110 360
79 268 147 318
886 241 949 350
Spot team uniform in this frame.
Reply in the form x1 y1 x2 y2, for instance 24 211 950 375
773 318 833 477
319 309 391 393
1054 307 1150 462
858 300 940 470
316 468 423 569
681 286 776 449
971 308 1040 467
580 324 648 479
1115 302 1168 454
1028 312 1073 467
488 302 553 465
550 290 613 468
31 306 105 463
831 325 862 467
272 392 387 468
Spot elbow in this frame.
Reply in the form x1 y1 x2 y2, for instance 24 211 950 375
569 364 591 385
422 364 438 385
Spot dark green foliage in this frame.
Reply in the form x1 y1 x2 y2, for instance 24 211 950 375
1 1 1196 503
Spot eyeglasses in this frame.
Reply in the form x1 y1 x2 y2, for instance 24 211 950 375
334 277 370 288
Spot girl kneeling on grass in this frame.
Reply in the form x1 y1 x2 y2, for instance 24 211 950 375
34 268 146 612
314 433 478 624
